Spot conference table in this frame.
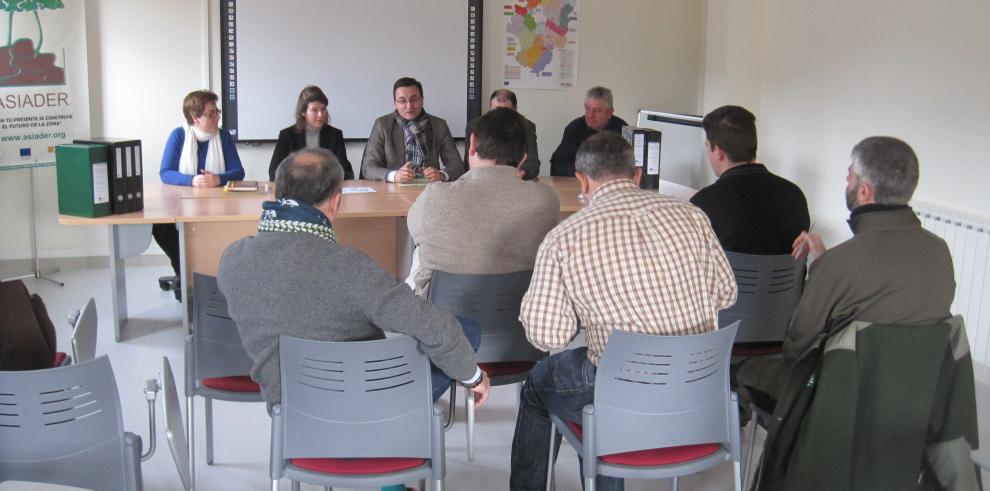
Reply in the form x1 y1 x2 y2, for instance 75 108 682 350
58 176 695 342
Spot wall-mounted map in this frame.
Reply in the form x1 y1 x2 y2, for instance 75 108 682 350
502 0 579 90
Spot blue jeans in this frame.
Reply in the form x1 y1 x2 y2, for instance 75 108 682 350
510 348 623 491
430 315 482 402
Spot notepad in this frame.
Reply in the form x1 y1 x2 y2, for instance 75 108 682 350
342 187 376 194
225 180 260 192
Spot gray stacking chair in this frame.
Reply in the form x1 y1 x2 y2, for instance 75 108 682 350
547 323 742 491
162 356 193 490
186 273 262 490
719 252 805 348
427 269 546 461
0 356 144 490
271 335 446 491
68 297 99 363
53 296 99 367
718 252 804 484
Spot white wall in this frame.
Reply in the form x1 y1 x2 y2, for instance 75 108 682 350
703 0 990 245
1 0 705 261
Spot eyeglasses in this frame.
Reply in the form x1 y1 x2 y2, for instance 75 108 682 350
202 109 222 118
395 96 423 106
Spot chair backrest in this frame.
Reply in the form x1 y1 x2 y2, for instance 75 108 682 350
278 335 434 459
191 273 255 380
593 322 739 457
0 356 133 491
71 297 98 363
719 252 805 343
427 270 544 363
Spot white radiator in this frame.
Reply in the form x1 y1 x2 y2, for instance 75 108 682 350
913 201 990 381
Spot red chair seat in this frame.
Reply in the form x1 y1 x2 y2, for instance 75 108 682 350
478 361 537 378
201 375 260 392
52 352 67 367
290 457 426 475
565 421 721 466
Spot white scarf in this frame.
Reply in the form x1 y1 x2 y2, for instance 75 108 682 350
178 124 225 176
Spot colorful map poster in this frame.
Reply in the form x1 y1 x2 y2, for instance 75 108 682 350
502 0 579 90
0 0 90 169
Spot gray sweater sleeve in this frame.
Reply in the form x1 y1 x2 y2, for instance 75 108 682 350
344 249 478 381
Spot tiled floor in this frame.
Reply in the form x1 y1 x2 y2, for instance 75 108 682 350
4 261 988 490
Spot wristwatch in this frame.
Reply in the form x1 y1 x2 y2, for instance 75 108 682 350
461 373 483 389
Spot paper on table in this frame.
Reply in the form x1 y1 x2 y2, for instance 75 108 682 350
342 187 376 194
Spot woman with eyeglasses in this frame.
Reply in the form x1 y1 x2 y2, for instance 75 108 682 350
153 89 244 300
269 85 354 181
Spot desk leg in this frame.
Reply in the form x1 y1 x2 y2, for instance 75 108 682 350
107 224 153 342
108 225 127 342
180 223 191 334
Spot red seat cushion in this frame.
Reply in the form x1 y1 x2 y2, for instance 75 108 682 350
201 375 260 392
290 457 427 475
52 352 67 367
478 361 537 378
565 421 721 466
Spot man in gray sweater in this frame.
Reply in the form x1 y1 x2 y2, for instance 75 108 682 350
407 107 560 297
218 148 490 411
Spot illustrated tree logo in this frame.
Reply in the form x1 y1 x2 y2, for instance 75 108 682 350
0 0 66 87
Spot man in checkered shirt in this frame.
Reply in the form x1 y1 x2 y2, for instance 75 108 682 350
509 132 737 491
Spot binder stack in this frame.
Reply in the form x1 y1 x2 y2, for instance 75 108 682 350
73 137 144 213
626 127 662 190
55 144 113 218
640 128 662 190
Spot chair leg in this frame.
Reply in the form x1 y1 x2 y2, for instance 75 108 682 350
584 477 595 491
671 476 679 491
733 460 743 491
466 389 476 461
745 405 759 486
290 480 300 491
323 487 332 491
546 423 556 491
433 478 443 491
444 385 456 431
205 397 214 465
187 396 196 491
271 480 279 491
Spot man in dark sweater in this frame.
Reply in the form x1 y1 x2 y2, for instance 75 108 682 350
690 105 809 254
218 148 490 411
549 86 628 177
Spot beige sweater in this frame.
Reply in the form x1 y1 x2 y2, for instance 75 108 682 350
407 165 560 296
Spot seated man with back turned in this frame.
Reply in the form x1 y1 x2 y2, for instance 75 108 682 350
510 132 737 491
737 136 955 406
549 86 628 177
690 105 810 254
464 89 541 179
360 77 464 183
407 107 559 297
218 148 490 413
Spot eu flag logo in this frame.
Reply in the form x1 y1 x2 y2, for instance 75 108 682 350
19 148 31 157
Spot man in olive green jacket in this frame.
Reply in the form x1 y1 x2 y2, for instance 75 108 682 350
738 136 955 403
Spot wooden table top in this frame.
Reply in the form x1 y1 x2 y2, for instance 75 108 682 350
58 176 693 225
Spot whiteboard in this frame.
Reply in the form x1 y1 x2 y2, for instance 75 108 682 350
223 1 475 141
636 111 706 189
